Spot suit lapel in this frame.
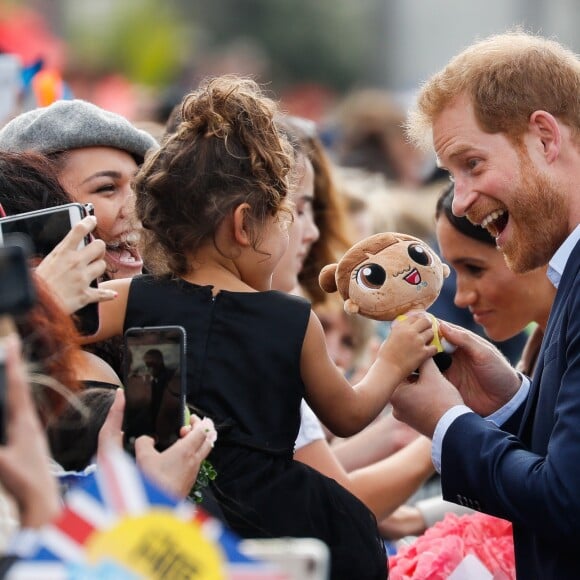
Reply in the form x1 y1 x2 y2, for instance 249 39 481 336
518 239 580 442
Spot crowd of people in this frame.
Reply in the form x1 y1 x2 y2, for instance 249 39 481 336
0 28 577 579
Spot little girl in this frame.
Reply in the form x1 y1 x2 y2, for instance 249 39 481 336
93 76 437 580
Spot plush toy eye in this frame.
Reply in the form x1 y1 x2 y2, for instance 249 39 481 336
356 263 386 289
408 243 431 266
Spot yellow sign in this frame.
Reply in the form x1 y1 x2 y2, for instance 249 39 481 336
86 510 225 580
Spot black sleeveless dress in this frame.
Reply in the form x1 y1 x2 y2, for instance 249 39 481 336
125 275 388 580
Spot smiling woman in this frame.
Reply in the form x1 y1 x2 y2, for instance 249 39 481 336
0 99 159 280
54 146 144 279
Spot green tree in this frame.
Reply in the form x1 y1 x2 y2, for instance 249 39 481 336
66 0 191 88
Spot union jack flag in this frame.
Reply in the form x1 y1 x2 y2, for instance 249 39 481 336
6 446 288 580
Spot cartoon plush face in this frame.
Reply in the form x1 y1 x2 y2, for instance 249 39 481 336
319 232 450 321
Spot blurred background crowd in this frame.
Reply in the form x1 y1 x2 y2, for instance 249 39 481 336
2 1 578 251
2 0 580 126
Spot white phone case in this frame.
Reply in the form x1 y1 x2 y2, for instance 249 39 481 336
239 538 330 580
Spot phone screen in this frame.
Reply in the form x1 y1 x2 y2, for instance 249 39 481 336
123 326 186 453
0 204 100 335
0 207 80 262
0 244 37 447
0 244 36 316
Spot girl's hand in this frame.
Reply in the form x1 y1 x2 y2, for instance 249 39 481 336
378 312 438 379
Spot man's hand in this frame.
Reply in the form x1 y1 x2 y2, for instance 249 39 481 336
439 321 521 416
390 358 464 438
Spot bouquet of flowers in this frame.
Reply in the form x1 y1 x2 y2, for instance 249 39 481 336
389 512 515 579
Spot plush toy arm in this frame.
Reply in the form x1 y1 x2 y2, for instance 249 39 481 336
344 299 360 315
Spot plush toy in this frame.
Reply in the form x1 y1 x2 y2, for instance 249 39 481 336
319 232 454 370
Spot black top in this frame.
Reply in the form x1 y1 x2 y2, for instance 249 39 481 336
125 275 308 453
125 274 388 580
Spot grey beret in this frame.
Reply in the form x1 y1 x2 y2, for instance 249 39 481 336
0 99 159 163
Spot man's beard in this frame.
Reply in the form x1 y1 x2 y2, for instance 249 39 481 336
501 154 569 273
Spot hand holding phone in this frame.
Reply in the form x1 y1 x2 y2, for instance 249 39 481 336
0 243 37 445
34 216 115 320
122 326 186 454
0 204 105 334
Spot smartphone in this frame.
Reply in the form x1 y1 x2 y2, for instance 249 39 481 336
83 203 95 218
0 243 36 317
122 326 187 454
0 203 100 335
0 203 87 258
0 243 37 446
239 538 330 580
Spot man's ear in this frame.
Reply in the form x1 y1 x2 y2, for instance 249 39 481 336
232 203 252 246
529 110 561 164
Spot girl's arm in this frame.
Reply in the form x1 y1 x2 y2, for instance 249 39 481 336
80 278 130 344
301 311 437 436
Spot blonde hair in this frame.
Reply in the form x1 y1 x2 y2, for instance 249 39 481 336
407 30 580 149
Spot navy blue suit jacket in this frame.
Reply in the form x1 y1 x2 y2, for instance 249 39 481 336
441 238 580 579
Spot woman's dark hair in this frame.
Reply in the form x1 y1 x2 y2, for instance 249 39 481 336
435 181 495 246
47 387 115 471
0 151 72 215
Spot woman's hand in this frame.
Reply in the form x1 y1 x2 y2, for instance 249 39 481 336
35 216 117 314
135 415 217 499
98 390 217 499
0 333 61 528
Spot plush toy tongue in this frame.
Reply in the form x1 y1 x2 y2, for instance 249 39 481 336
404 268 422 285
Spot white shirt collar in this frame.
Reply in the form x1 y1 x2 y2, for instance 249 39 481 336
547 224 580 288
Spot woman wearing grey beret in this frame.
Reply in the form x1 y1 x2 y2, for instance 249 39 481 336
0 99 159 280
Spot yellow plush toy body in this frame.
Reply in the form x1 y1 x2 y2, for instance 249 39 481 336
319 232 454 369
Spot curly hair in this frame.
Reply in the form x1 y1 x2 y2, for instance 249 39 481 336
275 114 354 305
133 75 294 276
407 30 580 149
